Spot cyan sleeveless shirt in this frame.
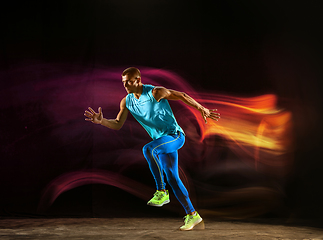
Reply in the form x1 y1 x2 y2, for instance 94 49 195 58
125 84 184 140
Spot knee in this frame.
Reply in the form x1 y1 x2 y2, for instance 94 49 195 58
142 143 153 157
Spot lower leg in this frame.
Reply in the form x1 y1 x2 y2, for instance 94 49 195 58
142 143 166 190
168 179 195 214
160 152 195 214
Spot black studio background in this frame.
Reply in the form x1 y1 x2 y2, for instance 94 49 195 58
1 1 322 219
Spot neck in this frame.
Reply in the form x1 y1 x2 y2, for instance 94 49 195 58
133 84 143 99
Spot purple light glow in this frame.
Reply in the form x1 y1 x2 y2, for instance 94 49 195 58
1 64 293 217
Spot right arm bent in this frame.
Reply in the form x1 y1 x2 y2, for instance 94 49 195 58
84 97 128 130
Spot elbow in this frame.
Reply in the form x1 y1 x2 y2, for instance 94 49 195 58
180 92 190 101
114 119 123 130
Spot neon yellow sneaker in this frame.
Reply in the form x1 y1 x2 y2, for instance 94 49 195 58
147 190 170 207
180 212 204 231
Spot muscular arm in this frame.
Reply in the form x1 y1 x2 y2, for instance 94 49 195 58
84 97 129 130
152 87 220 123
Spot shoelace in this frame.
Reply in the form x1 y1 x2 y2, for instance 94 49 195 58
154 191 164 200
183 215 192 224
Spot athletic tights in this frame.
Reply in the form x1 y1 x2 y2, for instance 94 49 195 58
142 131 195 214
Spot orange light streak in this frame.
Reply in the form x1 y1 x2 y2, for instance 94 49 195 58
185 93 293 175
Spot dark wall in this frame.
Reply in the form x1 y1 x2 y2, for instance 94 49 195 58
1 1 322 218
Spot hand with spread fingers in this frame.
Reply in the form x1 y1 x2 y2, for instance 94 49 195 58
200 107 220 124
84 107 103 124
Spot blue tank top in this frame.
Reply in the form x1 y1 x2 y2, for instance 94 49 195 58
126 84 184 140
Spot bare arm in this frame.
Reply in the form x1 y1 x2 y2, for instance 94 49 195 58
152 87 220 123
84 97 128 130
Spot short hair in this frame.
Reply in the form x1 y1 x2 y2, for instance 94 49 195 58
122 67 141 78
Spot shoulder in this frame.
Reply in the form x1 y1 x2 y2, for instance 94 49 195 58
152 86 167 94
152 86 171 102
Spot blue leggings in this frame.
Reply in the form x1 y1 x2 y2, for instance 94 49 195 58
142 131 195 214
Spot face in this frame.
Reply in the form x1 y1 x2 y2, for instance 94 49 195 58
122 74 139 93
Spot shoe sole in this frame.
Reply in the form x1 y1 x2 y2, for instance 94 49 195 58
147 199 170 207
180 218 204 231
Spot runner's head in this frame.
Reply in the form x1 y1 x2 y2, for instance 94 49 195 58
122 67 142 94
122 67 141 79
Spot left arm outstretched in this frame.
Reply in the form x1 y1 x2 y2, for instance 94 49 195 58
152 87 220 123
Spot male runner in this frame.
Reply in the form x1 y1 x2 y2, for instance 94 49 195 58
84 67 220 230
